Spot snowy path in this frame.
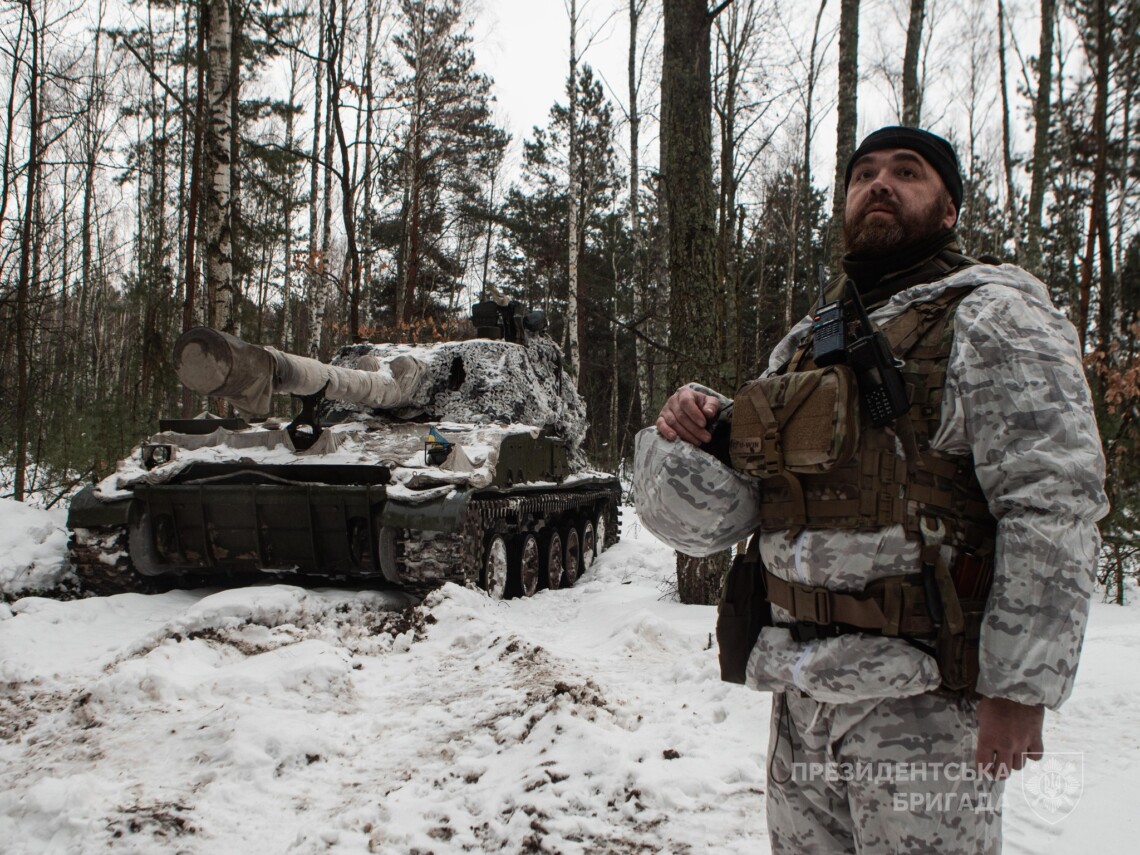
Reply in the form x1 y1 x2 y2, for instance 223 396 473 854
1 502 1137 853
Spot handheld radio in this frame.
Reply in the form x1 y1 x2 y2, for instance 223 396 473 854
844 282 910 427
811 264 847 366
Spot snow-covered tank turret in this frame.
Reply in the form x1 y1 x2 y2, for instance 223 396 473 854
67 301 621 598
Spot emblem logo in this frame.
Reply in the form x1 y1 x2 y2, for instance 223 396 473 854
1021 752 1083 824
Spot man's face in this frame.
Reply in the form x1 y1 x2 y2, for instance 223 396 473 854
843 148 957 255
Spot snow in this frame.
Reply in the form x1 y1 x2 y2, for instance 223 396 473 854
0 498 73 596
1 499 1138 853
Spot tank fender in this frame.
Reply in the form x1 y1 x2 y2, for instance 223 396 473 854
380 491 474 534
67 485 135 529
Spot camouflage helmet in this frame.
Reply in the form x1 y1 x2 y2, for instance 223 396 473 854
632 427 760 557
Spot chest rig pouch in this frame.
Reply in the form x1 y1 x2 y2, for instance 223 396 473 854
737 280 999 694
729 365 860 477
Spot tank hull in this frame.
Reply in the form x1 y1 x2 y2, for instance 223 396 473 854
68 454 620 598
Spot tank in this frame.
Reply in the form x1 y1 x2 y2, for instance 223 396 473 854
67 301 621 598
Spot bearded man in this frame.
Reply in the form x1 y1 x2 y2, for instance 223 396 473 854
634 127 1107 853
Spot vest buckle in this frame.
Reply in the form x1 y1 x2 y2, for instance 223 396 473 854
791 583 831 625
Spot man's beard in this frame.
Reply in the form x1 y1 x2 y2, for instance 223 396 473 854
843 193 950 256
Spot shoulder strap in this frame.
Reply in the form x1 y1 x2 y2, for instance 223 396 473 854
880 285 978 357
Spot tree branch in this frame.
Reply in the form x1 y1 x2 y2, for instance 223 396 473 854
708 0 735 22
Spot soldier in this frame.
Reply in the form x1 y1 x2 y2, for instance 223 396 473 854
634 127 1108 853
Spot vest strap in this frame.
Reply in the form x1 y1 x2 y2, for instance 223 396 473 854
764 569 939 638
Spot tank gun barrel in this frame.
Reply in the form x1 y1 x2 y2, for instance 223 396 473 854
174 327 424 417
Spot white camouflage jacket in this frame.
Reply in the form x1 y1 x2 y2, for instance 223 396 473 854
633 263 1108 709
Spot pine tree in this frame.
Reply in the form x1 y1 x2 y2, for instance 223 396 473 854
375 0 508 329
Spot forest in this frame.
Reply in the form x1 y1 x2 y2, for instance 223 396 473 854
0 0 1136 591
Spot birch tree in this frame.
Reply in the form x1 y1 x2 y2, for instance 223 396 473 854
204 0 236 334
565 0 582 386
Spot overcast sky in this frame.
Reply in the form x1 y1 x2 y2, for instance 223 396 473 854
465 0 1045 204
470 0 639 175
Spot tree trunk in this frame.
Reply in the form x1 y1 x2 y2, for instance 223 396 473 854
784 201 799 332
801 0 827 305
1091 0 1114 355
204 0 235 334
829 0 860 264
305 0 325 357
327 0 363 341
281 49 300 350
1025 0 1055 273
398 6 425 326
361 0 376 333
901 0 925 126
13 0 40 502
321 37 335 328
566 0 582 387
1077 203 1096 351
182 7 207 415
304 11 339 349
713 3 754 387
1113 5 1136 289
662 0 729 604
996 0 1019 243
629 0 653 425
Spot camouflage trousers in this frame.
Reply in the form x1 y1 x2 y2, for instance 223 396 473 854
766 689 1003 854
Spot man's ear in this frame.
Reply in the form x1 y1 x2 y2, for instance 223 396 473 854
941 199 958 228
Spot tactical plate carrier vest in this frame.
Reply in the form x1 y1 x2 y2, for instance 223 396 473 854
732 261 998 693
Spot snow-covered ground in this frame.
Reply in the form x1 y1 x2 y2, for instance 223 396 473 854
1 497 1137 853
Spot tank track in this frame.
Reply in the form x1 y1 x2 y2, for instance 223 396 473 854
397 488 621 594
397 504 485 597
69 488 621 600
69 526 158 597
69 526 282 597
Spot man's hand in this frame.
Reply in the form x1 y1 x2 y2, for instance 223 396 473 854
656 387 721 445
975 695 1045 780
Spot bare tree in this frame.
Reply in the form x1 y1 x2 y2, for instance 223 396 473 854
713 0 780 387
1025 0 1056 272
996 0 1020 237
1089 0 1113 355
12 0 40 501
800 0 829 239
628 0 651 423
828 0 860 263
902 0 926 124
327 0 364 341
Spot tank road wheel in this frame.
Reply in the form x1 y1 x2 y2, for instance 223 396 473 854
482 535 509 600
561 525 581 588
594 511 608 554
579 519 596 574
540 529 563 591
513 533 541 598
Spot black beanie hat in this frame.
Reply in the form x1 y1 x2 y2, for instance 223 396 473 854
844 126 963 216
